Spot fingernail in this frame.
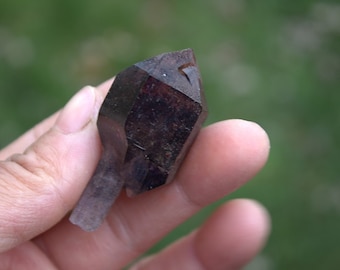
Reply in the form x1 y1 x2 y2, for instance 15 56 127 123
56 86 96 134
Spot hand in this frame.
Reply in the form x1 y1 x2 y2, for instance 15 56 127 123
0 79 270 269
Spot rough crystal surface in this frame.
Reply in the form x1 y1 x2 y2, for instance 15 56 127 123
69 48 207 231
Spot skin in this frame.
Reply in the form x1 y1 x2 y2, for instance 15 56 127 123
0 79 271 269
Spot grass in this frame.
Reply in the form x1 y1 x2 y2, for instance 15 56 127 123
1 0 340 269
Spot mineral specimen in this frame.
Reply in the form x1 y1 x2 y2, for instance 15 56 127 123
69 48 207 231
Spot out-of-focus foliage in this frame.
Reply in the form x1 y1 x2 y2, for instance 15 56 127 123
1 0 339 269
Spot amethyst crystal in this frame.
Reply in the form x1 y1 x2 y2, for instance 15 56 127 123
69 49 207 231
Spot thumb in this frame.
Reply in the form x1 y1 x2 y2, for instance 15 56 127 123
0 85 103 252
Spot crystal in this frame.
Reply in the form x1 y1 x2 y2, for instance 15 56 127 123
69 48 207 231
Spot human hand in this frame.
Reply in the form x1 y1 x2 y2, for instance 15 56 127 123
0 79 270 269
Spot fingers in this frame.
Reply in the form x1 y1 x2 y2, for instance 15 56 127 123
178 119 270 206
0 78 114 252
0 74 270 270
0 241 58 269
37 119 270 269
0 85 107 252
0 112 59 160
195 199 270 269
131 199 271 270
0 78 114 160
108 120 270 251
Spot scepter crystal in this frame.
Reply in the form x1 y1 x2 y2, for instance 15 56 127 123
69 49 207 231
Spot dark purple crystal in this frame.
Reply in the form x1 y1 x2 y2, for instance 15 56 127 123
69 48 207 231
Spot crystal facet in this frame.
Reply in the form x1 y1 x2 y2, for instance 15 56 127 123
69 48 207 231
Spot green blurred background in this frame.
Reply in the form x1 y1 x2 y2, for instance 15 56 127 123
1 0 339 269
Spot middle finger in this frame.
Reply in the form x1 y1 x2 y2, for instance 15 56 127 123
36 120 269 269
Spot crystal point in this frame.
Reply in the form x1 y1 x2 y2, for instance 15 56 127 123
69 48 207 231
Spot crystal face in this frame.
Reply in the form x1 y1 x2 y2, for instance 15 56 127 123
69 48 208 231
